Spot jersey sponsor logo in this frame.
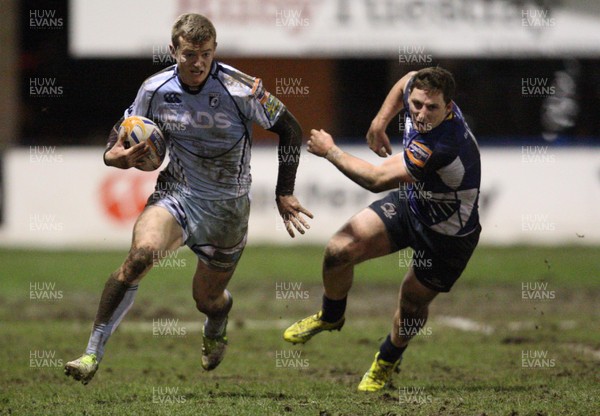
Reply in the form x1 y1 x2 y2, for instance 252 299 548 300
406 141 432 168
158 109 233 129
164 92 182 104
209 93 220 108
264 93 281 120
380 202 397 219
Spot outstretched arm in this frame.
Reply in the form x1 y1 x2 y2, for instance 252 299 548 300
366 71 417 157
267 110 313 238
308 129 414 193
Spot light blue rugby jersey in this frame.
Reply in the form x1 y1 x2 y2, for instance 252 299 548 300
401 77 481 236
125 61 286 200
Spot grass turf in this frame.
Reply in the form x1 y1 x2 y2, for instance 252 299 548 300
0 246 598 415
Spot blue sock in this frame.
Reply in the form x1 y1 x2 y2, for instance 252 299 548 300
379 334 406 364
321 295 346 323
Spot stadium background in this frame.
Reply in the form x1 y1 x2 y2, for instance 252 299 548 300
12 0 600 146
2 0 600 247
1 1 599 415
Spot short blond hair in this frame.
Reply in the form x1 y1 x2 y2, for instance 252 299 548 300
171 13 216 48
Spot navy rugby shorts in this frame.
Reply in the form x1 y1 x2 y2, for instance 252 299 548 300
369 192 480 292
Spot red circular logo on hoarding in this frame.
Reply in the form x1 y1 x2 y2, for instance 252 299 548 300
99 171 157 223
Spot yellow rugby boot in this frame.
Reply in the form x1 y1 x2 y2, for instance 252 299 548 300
201 318 228 371
283 311 345 344
64 353 99 385
357 352 401 392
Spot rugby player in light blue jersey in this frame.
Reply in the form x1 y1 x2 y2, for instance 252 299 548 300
65 13 312 385
283 67 481 391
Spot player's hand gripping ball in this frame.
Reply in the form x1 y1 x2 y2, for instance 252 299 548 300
119 116 166 171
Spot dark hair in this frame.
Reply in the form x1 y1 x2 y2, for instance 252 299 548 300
410 67 455 104
171 13 217 48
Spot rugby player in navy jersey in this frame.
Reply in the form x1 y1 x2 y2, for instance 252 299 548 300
65 13 312 384
284 67 481 391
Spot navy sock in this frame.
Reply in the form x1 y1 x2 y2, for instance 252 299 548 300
379 334 407 364
320 295 346 323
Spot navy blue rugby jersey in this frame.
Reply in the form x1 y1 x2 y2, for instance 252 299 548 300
400 77 481 236
125 61 286 200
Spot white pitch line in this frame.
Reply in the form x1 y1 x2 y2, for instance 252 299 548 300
114 317 583 338
120 321 202 333
108 318 600 361
118 319 292 333
435 318 599 361
118 317 496 333
563 343 600 361
435 316 495 335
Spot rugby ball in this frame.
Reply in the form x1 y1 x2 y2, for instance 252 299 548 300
119 116 166 171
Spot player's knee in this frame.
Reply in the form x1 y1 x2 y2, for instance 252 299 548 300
400 299 420 318
323 234 355 270
400 291 428 316
122 247 155 283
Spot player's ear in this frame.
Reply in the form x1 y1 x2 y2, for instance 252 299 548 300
445 100 453 113
169 44 177 58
